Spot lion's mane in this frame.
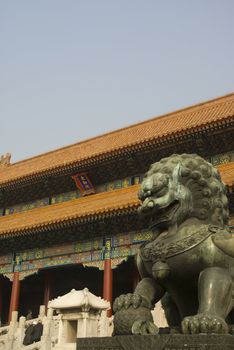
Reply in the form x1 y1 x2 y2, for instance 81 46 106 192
145 154 229 227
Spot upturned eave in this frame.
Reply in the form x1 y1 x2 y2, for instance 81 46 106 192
0 93 234 189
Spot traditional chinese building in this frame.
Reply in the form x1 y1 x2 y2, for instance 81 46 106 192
0 93 234 325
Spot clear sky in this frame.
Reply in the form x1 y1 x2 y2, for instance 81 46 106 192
1 0 233 163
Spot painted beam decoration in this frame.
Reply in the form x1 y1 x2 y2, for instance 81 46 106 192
10 230 153 273
0 253 14 274
71 173 95 195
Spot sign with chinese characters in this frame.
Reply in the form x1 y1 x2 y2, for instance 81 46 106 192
71 173 95 195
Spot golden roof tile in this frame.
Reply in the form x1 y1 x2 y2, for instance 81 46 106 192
0 185 140 236
0 93 234 186
218 162 234 188
0 162 233 236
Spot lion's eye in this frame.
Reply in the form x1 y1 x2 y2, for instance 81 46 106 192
152 187 168 198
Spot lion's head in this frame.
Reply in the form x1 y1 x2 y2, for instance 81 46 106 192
138 154 229 230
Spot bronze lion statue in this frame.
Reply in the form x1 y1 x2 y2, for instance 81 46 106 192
113 154 234 335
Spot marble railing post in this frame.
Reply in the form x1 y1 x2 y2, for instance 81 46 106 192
6 310 18 350
38 305 46 320
40 308 54 350
17 316 26 347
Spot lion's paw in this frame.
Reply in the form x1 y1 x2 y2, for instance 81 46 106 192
132 320 158 335
182 314 229 334
113 293 150 313
113 293 153 335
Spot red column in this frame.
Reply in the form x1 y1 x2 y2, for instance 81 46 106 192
8 272 20 323
43 270 53 313
103 259 113 317
0 277 2 324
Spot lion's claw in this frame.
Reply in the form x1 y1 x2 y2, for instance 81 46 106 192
113 295 124 312
124 293 133 309
132 320 158 335
113 293 150 313
182 314 228 334
113 293 154 335
132 294 142 309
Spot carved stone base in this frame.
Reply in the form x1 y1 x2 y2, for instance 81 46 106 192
77 334 234 350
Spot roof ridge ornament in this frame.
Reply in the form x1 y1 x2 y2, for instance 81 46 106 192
0 153 11 167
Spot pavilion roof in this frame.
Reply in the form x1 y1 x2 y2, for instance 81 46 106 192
0 163 233 237
0 93 234 187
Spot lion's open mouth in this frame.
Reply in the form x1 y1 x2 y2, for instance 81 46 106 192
149 200 179 228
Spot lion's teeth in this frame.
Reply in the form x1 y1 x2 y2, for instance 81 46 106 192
147 201 154 208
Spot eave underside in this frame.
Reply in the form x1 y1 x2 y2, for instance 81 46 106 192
2 124 234 208
0 186 141 253
0 211 147 254
1 193 234 255
0 172 234 254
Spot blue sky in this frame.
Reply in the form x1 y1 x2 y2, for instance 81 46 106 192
1 0 233 163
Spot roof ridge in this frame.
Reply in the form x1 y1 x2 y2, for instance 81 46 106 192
6 92 234 168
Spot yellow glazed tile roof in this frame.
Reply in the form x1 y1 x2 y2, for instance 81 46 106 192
0 162 233 236
0 93 234 186
218 162 234 188
0 185 140 236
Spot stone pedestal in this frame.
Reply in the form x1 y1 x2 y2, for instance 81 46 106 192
77 334 234 350
49 288 110 350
